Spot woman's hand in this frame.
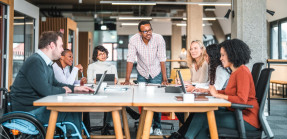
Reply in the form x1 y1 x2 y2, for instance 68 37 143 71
114 78 118 85
93 79 97 84
185 85 195 92
80 77 87 84
193 88 209 93
209 85 228 100
75 64 83 72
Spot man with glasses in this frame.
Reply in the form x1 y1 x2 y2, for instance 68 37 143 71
121 20 168 135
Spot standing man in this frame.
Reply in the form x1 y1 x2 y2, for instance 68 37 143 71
122 20 168 135
10 31 93 134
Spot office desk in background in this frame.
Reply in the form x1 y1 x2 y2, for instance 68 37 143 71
34 86 133 139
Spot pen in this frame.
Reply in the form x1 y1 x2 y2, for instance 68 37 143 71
81 72 84 78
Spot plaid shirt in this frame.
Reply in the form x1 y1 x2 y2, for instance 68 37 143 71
127 33 166 79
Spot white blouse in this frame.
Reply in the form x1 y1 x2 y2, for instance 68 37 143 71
52 63 80 85
194 66 230 90
87 61 118 84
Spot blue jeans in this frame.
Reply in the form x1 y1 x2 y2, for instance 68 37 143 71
138 73 162 129
29 107 82 134
184 109 258 139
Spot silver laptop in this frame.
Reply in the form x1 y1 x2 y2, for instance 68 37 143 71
165 70 187 93
71 70 107 95
96 74 115 85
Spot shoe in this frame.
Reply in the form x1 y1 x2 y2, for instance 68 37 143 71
150 127 153 135
126 107 140 120
165 132 186 139
153 128 163 136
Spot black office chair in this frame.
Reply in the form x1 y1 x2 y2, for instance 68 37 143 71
251 62 264 88
218 68 275 139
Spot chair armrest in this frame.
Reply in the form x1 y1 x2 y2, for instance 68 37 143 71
230 103 253 139
231 103 253 109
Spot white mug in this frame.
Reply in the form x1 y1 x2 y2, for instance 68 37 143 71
183 94 194 103
101 82 108 89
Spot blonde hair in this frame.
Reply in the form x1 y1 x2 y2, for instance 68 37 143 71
186 40 206 68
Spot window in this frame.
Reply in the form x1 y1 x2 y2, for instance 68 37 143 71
281 22 287 59
13 11 35 80
270 18 287 59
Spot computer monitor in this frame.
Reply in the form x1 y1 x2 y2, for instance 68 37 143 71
177 70 187 94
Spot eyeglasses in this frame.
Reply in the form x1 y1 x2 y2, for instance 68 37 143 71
98 53 106 56
141 28 153 34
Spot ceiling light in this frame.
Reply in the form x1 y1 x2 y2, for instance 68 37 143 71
101 25 107 30
118 17 152 20
198 2 231 6
112 2 156 5
266 9 275 16
121 23 139 26
176 23 211 27
202 17 216 20
79 0 82 4
100 1 231 6
14 17 25 19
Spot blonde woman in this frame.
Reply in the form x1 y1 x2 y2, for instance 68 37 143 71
184 40 209 91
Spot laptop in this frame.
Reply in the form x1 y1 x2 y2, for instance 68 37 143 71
165 70 187 93
71 70 107 95
96 74 115 85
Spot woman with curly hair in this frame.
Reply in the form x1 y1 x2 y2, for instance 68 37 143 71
171 39 259 139
87 45 118 84
171 44 230 138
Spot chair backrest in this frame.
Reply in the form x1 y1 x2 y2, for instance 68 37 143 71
251 62 264 88
255 68 274 138
0 88 12 114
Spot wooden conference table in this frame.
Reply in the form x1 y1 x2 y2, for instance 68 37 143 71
34 85 231 139
33 85 133 139
133 86 231 139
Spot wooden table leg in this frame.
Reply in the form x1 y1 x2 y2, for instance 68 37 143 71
184 112 189 122
112 110 124 139
122 107 131 139
207 111 218 139
142 110 153 139
136 110 147 139
46 110 58 139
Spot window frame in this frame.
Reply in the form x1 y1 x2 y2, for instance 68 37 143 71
270 17 287 59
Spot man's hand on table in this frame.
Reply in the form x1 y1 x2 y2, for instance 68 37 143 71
121 80 132 85
74 86 94 92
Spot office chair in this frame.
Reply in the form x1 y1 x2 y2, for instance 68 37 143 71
217 68 274 139
251 62 264 87
0 88 90 139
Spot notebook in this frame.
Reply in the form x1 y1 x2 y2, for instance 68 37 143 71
70 70 107 95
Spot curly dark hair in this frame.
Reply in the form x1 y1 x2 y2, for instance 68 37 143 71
92 45 109 62
219 39 251 68
206 44 231 85
138 20 152 32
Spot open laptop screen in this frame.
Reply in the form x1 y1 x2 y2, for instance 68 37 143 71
93 70 107 95
177 70 187 94
96 74 115 81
